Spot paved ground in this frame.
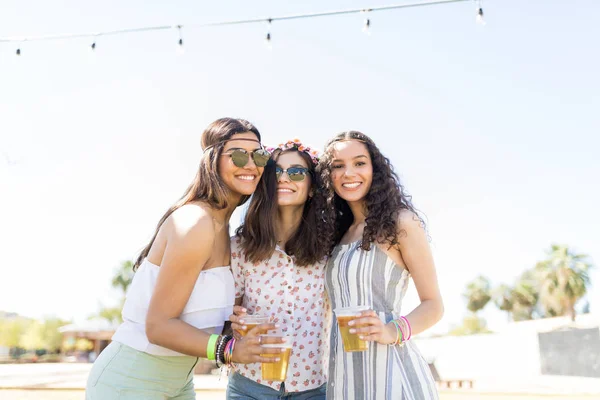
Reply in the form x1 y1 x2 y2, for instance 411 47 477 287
0 390 226 400
1 363 599 398
1 390 600 400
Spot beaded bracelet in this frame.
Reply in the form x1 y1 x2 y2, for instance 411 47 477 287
400 316 412 341
215 335 232 368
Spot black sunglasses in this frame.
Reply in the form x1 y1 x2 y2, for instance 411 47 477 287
222 148 271 168
275 166 310 182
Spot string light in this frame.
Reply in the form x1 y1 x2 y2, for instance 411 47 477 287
89 35 99 57
176 25 185 54
476 0 485 25
361 9 372 35
265 19 272 49
15 40 24 56
1 0 478 55
363 18 371 35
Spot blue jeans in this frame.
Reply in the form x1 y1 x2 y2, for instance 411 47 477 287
227 372 326 400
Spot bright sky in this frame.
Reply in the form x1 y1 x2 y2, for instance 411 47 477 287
1 0 599 334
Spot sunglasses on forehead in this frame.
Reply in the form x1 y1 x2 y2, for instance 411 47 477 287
222 148 271 168
275 166 310 182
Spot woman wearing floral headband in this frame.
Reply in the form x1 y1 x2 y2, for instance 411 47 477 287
317 131 443 399
226 139 330 399
86 118 286 400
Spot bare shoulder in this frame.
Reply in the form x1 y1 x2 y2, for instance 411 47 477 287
165 203 216 243
397 209 425 237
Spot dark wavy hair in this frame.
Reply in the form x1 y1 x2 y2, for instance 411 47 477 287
133 117 261 271
316 130 423 252
235 148 328 266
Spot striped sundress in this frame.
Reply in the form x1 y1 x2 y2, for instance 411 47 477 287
325 240 439 400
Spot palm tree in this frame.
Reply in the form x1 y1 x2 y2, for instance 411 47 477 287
463 275 492 313
111 260 134 295
511 270 539 321
94 260 135 324
536 244 593 321
493 283 514 321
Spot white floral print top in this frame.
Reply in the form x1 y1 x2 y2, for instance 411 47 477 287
230 235 329 392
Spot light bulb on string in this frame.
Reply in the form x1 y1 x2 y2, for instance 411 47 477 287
15 39 24 56
176 25 185 54
363 18 371 35
265 32 272 48
361 9 372 35
90 36 98 53
265 19 272 50
88 36 99 63
475 1 485 25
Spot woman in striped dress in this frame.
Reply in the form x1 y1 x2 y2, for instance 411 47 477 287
317 131 443 399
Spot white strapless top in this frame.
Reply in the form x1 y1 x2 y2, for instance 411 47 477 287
112 259 235 356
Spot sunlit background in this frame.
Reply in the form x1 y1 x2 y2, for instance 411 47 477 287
1 0 599 397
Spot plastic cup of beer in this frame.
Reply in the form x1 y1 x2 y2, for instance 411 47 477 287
334 305 370 352
260 336 293 381
238 314 271 337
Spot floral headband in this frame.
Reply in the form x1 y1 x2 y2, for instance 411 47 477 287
266 138 321 165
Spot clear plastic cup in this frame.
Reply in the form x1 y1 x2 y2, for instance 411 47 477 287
260 335 293 381
238 314 271 337
334 305 370 352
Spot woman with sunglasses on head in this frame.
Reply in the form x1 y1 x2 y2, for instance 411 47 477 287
317 131 443 400
86 118 286 400
226 139 330 399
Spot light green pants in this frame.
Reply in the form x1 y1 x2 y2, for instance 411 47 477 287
86 341 199 399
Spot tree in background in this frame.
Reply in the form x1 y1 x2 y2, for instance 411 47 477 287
493 283 514 321
452 276 494 335
510 270 539 321
40 318 69 352
0 317 67 358
463 275 492 313
493 269 540 322
0 319 29 350
536 244 593 321
449 314 491 336
92 260 135 323
111 260 134 295
19 321 43 351
466 244 594 325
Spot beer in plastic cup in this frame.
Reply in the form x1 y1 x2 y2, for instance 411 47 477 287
238 314 271 337
260 336 293 381
334 306 370 352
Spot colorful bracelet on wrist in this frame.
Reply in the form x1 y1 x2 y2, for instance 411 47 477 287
391 316 413 346
215 334 232 368
224 337 236 366
206 334 219 361
391 320 403 345
400 316 412 341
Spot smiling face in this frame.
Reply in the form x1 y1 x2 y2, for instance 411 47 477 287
276 151 312 209
218 132 266 197
330 140 373 204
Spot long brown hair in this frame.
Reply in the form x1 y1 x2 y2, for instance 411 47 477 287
316 130 424 252
235 148 328 266
133 117 261 270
